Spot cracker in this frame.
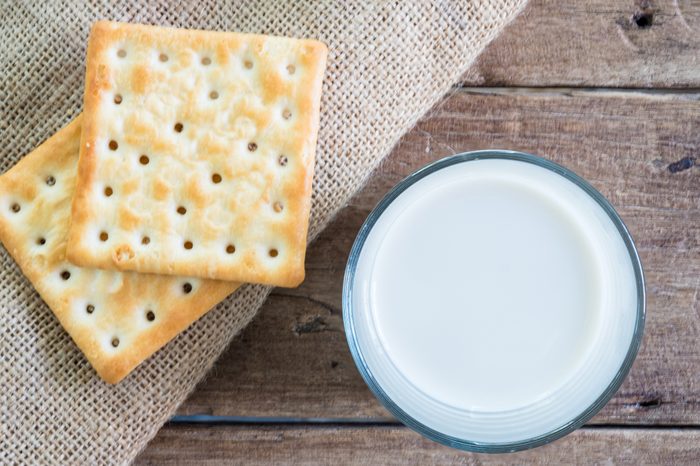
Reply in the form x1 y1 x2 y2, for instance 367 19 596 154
0 116 239 384
66 21 328 287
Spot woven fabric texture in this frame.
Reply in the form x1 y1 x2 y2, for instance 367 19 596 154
0 1 526 464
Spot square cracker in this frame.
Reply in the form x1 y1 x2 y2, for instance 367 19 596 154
0 116 239 384
66 21 327 287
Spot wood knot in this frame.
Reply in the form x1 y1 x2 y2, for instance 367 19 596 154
293 315 328 336
637 398 662 408
668 156 695 173
632 2 655 28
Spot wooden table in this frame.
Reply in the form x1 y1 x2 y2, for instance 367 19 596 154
136 1 700 463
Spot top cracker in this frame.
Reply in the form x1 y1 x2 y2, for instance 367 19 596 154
67 21 327 287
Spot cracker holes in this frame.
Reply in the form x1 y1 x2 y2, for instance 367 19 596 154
99 231 109 242
104 186 113 197
141 236 150 245
282 109 292 120
139 155 150 165
209 90 219 100
114 94 123 105
273 202 284 213
159 53 169 62
86 304 95 314
45 175 56 186
182 282 193 294
248 142 258 152
278 155 288 166
111 337 120 348
286 64 296 75
269 248 279 258
108 140 119 151
201 56 212 66
183 240 193 250
177 206 187 215
174 122 184 133
212 173 222 184
36 237 46 246
244 59 253 69
10 203 20 213
117 49 127 58
146 310 156 322
60 270 71 280
226 244 236 254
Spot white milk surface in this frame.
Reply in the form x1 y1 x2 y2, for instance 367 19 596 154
349 158 639 444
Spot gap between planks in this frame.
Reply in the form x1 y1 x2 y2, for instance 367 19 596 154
456 86 700 100
168 415 700 431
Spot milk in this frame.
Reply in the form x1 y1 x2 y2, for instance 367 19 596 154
345 155 642 446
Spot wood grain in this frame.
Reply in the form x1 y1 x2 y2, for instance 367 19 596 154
136 426 700 465
463 0 700 88
176 88 700 424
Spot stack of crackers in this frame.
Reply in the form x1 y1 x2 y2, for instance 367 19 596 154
0 21 327 383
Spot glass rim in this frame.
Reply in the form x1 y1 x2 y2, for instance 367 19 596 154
342 150 646 453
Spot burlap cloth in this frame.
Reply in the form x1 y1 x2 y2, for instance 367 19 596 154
0 1 526 464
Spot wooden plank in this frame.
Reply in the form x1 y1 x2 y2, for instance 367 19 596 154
137 426 700 465
463 0 700 88
177 88 700 424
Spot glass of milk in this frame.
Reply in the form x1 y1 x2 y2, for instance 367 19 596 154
343 150 645 452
